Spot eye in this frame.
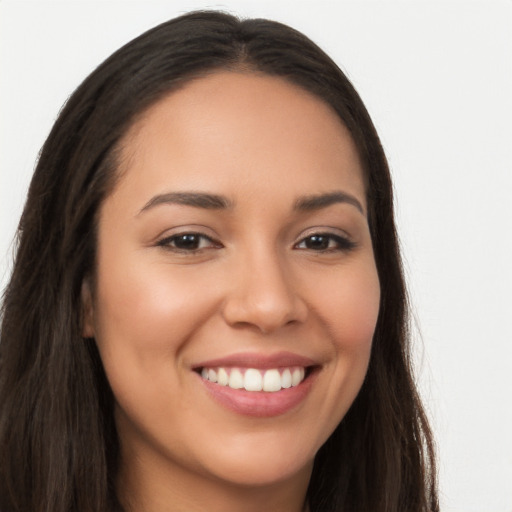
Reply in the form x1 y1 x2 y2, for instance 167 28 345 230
295 233 356 252
157 233 220 252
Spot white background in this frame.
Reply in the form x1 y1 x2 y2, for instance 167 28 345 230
1 1 511 510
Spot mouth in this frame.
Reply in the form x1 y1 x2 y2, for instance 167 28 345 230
192 352 319 417
196 366 312 392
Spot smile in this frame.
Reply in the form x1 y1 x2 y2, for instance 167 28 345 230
200 366 306 392
193 352 318 417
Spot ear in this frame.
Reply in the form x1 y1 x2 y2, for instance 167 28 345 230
81 279 95 338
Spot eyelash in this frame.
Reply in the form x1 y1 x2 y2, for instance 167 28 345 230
156 233 220 252
156 232 356 253
294 233 356 252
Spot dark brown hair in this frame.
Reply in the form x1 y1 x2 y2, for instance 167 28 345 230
0 11 438 512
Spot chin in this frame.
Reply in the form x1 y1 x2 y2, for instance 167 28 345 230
206 456 313 489
192 429 318 488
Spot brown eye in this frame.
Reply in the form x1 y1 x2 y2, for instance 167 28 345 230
303 235 330 250
296 233 356 252
157 233 220 251
172 234 202 250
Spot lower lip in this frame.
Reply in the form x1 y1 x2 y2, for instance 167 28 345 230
198 372 316 417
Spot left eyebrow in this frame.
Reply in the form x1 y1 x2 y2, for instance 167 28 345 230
294 191 365 215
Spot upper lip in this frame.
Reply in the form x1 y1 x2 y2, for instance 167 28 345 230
193 351 318 370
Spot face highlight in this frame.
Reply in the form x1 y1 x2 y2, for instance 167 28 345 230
84 71 380 509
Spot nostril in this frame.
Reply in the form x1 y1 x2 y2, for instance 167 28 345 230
222 296 308 334
220 261 308 333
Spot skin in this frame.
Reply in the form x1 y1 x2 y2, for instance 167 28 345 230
83 71 381 512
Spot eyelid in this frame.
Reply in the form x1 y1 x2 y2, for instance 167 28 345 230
295 226 352 242
154 226 223 252
293 227 357 251
153 224 218 241
157 233 217 248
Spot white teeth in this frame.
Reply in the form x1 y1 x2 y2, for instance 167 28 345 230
228 369 244 389
244 369 263 391
291 368 303 386
262 369 281 392
200 366 308 392
217 368 229 386
281 369 292 389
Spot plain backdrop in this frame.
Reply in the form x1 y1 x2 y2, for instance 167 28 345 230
1 1 511 511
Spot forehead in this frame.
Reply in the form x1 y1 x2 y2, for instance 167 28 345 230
114 71 366 211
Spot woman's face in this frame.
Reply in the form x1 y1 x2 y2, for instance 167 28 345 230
84 72 380 497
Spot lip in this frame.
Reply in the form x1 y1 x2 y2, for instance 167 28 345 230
192 351 318 370
193 351 319 418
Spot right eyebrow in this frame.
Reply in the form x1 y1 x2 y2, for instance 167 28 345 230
138 192 232 215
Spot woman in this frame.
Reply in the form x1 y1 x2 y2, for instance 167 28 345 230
0 11 438 512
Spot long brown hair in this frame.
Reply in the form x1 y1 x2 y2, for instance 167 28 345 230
0 11 438 512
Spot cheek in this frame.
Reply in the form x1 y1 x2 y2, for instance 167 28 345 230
92 256 219 370
91 259 219 433
314 261 380 352
296 258 380 445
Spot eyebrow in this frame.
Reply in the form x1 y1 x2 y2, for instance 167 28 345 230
294 191 365 215
138 190 364 216
139 192 232 214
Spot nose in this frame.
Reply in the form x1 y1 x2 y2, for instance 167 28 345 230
221 249 308 334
